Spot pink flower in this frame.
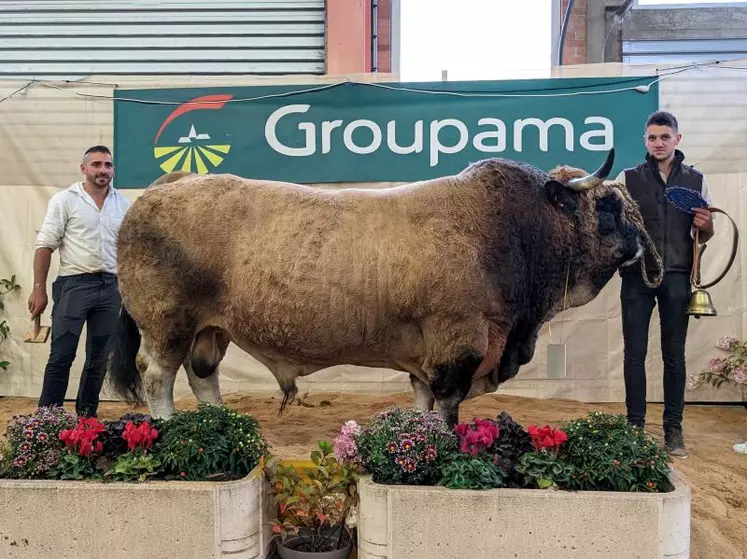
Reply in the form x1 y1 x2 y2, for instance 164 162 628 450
716 336 739 351
333 420 361 463
708 358 727 373
729 366 747 385
686 374 703 391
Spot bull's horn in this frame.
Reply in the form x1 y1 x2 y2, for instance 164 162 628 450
566 148 616 191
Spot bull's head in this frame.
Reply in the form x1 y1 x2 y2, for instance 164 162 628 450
545 149 658 306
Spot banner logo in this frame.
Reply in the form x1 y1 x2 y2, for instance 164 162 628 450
152 94 233 174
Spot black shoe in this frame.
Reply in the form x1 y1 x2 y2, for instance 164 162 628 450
665 427 688 459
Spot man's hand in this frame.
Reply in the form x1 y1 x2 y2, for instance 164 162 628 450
692 207 714 233
28 287 48 320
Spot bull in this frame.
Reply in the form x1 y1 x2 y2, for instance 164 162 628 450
106 149 659 427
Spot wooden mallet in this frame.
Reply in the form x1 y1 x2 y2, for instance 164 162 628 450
24 315 50 343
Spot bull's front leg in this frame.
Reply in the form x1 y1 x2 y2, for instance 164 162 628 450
409 375 435 411
421 315 507 428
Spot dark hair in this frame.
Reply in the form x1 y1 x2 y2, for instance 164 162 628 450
84 145 112 157
645 111 678 132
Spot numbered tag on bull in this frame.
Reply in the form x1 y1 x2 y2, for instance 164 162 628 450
546 343 567 379
665 186 708 214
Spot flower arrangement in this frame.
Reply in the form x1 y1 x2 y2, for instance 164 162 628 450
353 407 458 485
334 407 673 494
687 336 747 390
0 403 269 484
0 406 77 479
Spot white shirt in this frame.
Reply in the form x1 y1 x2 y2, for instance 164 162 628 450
35 181 132 276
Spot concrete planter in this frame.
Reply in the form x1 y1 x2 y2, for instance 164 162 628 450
358 471 691 559
0 465 273 559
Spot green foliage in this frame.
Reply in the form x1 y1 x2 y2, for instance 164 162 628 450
439 453 507 490
48 452 98 480
104 452 162 483
151 403 269 481
0 274 21 370
356 406 458 486
266 440 359 552
516 412 673 493
515 450 574 489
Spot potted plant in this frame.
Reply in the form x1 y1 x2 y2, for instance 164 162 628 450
265 440 359 558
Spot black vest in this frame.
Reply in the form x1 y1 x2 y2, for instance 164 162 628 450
621 150 703 275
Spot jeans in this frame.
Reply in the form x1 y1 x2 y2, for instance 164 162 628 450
620 271 691 432
38 273 121 417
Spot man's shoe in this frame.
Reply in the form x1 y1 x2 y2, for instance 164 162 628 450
665 428 688 459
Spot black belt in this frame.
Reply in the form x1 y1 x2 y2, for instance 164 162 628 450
66 272 117 279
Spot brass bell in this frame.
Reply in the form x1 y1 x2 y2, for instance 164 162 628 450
687 288 717 319
685 207 739 320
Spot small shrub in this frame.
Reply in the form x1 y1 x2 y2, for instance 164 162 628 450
267 440 359 552
2 406 78 478
561 412 672 493
355 407 458 485
151 403 269 481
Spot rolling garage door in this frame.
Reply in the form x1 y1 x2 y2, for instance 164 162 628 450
0 0 326 79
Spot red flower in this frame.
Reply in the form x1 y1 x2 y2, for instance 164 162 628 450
455 418 500 456
527 424 567 455
122 421 159 452
58 417 105 458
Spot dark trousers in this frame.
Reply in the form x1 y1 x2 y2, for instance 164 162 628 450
620 271 691 432
38 273 121 417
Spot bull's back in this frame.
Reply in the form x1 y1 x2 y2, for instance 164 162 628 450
117 173 490 359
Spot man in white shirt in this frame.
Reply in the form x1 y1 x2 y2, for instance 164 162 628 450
28 145 132 417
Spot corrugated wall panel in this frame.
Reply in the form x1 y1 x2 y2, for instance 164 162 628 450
0 0 326 79
623 38 747 65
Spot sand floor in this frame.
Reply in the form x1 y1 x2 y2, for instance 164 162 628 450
1 392 745 559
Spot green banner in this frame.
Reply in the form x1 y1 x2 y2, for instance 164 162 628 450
113 76 659 188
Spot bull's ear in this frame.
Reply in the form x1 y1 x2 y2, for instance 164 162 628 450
544 179 564 203
544 180 579 214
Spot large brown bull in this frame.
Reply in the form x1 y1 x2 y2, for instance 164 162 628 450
106 149 659 426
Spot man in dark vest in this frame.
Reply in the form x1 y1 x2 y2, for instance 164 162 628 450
615 110 714 459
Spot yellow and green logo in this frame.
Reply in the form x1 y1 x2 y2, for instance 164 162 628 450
152 94 233 174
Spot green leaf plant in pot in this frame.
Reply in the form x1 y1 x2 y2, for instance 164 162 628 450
265 440 359 558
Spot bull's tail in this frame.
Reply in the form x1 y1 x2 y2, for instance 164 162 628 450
106 304 145 404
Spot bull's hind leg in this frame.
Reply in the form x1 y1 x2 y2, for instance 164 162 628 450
183 326 229 406
137 336 185 419
184 361 223 406
420 315 507 427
